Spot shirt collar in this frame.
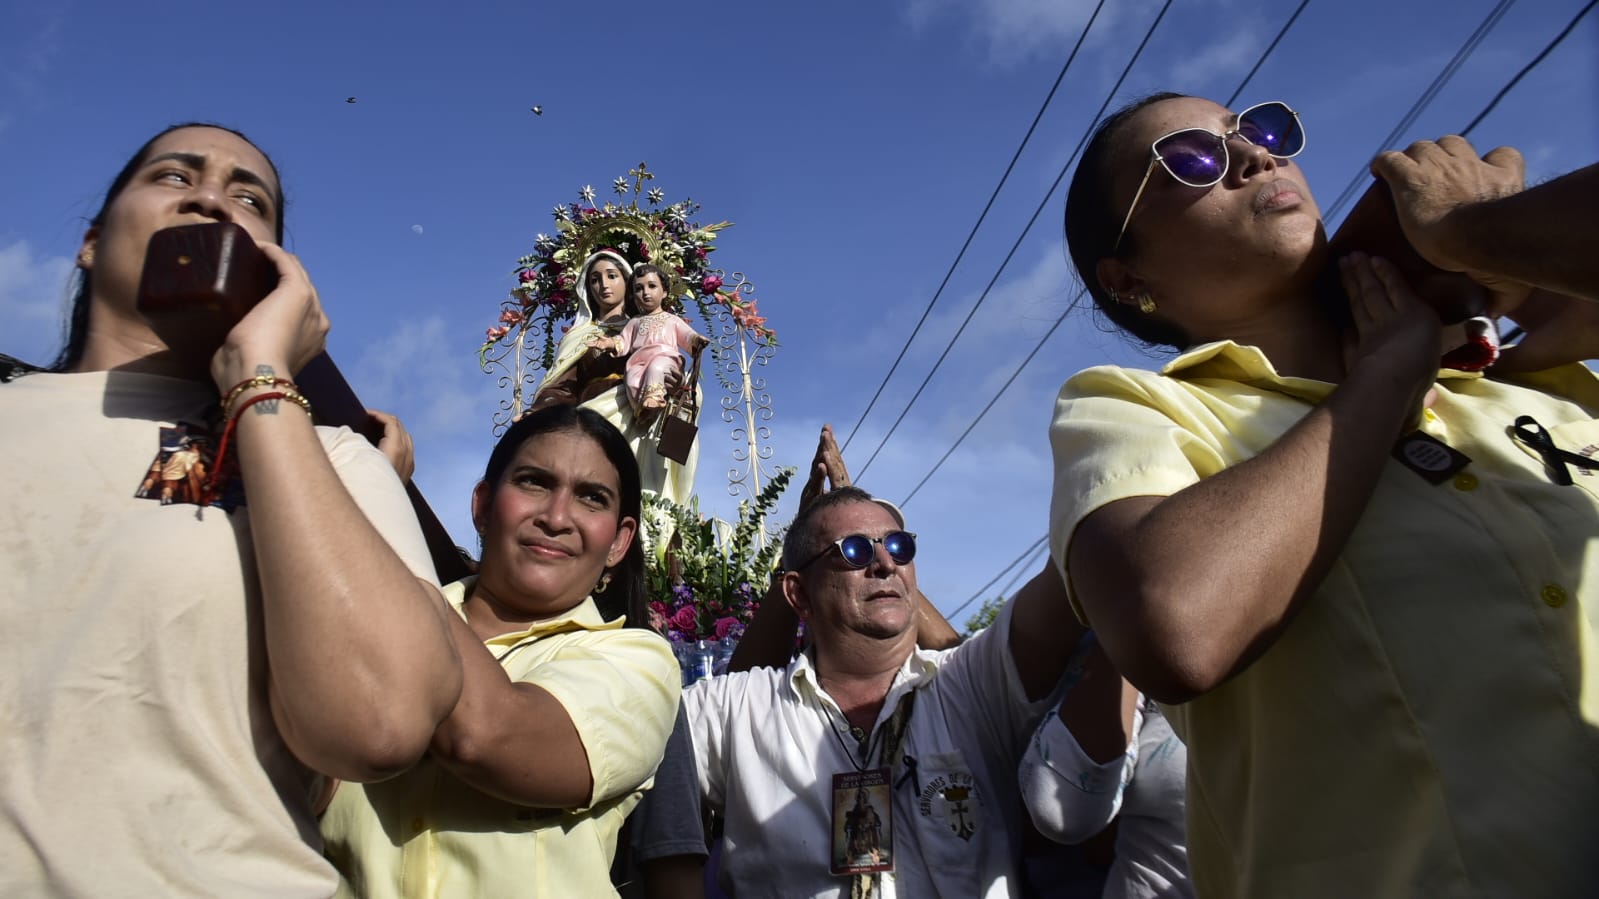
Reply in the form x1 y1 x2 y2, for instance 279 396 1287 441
786 643 940 712
1163 339 1484 403
443 576 624 649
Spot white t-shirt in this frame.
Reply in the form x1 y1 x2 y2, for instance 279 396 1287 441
0 370 436 898
682 599 1049 898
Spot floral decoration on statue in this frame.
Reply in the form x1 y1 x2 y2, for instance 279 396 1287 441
641 467 793 644
480 163 777 372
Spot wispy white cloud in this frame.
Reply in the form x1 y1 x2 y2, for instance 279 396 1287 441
1 5 65 103
1165 23 1264 92
0 240 73 365
344 314 508 546
900 0 1130 65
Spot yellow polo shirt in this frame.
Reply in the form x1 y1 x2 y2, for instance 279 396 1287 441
1049 342 1599 899
321 579 680 898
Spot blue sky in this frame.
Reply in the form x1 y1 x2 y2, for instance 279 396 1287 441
3 0 1596 624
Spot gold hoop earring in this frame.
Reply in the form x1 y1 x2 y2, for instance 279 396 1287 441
1136 291 1156 314
594 571 612 595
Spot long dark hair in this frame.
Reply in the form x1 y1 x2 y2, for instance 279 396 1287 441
1063 92 1191 350
481 405 647 627
49 123 286 371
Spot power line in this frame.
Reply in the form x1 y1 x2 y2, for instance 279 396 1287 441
837 0 1110 454
1222 0 1312 108
852 0 1178 481
997 539 1053 602
895 2 1313 506
944 534 1048 623
1460 0 1598 138
1323 0 1518 223
900 298 1073 507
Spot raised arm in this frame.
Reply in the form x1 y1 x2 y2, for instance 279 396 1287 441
730 424 960 672
213 244 461 781
1373 138 1599 303
1066 255 1441 703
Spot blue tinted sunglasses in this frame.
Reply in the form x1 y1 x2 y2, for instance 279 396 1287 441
797 531 917 571
1114 100 1306 250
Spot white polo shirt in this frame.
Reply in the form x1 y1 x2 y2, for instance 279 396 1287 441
682 599 1048 898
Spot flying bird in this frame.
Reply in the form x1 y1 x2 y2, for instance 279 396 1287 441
530 105 543 116
346 97 357 104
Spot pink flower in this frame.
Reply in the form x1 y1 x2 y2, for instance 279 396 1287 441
518 269 537 283
695 248 708 260
498 309 524 325
714 616 739 640
485 325 511 341
700 274 723 295
670 606 700 634
647 604 668 634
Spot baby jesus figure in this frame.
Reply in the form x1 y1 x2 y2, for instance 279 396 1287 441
591 263 709 415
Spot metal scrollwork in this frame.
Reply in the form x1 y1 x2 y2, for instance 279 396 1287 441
479 300 560 436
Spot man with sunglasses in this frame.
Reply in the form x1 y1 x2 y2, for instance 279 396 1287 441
679 472 1114 898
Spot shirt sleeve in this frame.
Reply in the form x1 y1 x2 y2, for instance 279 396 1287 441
615 320 638 355
933 598 1054 757
1047 365 1222 625
673 317 701 353
318 426 439 586
1017 696 1142 844
630 705 710 862
517 628 682 808
679 669 754 814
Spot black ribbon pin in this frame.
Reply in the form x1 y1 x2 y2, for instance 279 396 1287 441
1510 415 1599 486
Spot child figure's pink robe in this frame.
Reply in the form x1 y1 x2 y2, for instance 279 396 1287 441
615 311 701 410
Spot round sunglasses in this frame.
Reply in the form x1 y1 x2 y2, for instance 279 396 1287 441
796 530 918 571
1114 101 1306 250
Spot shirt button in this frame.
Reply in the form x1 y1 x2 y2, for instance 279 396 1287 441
1541 584 1569 608
410 817 425 833
1453 472 1478 491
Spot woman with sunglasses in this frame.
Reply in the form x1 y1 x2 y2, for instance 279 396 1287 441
1050 93 1599 898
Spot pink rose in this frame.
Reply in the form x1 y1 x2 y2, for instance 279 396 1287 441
700 274 723 294
670 606 700 634
518 269 537 283
714 616 739 640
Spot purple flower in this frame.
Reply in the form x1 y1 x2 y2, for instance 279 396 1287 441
672 583 695 604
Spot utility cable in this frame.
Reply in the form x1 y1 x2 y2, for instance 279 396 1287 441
943 534 1047 624
1460 0 1597 138
1323 0 1518 223
838 0 1110 453
894 2 1313 505
852 0 1176 481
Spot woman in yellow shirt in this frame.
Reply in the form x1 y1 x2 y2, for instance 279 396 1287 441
322 404 681 897
1051 93 1599 898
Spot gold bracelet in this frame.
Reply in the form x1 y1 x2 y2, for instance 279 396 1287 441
273 388 314 417
221 375 299 417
